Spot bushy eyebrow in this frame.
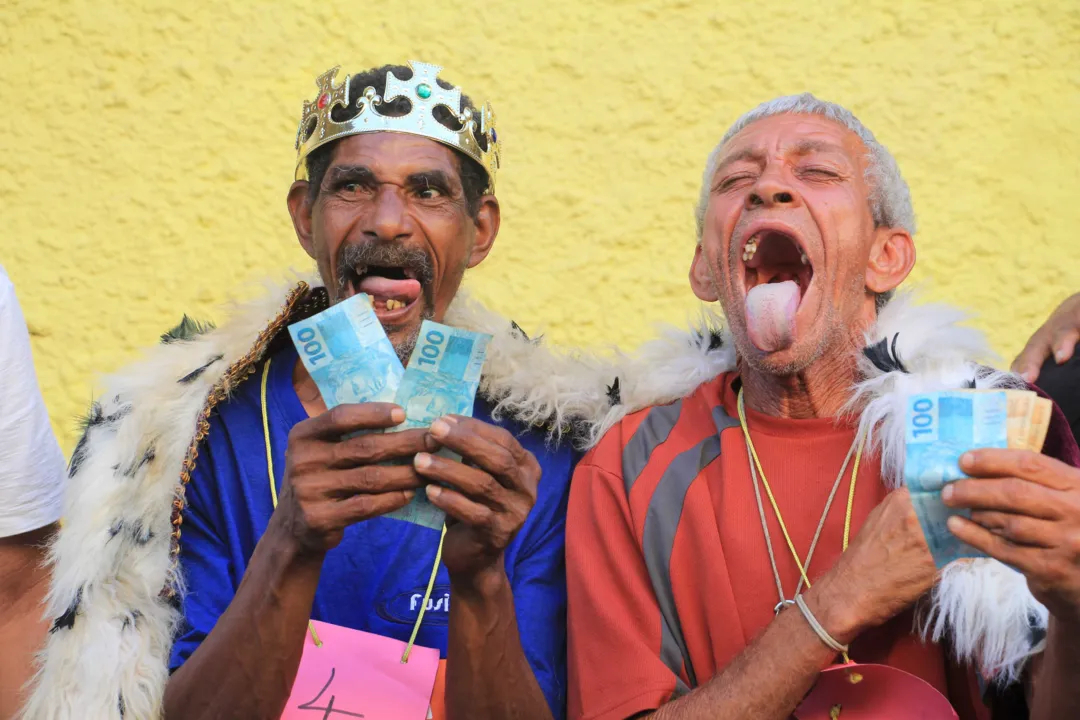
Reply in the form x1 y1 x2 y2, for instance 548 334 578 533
404 170 457 192
322 166 459 194
323 164 378 189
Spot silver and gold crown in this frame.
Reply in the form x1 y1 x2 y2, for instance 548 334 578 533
294 61 501 192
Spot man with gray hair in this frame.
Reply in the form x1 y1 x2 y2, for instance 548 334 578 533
565 94 1080 718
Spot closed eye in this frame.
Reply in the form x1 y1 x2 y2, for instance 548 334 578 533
799 166 842 180
715 173 756 192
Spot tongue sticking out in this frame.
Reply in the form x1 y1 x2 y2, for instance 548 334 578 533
357 276 422 306
745 280 800 352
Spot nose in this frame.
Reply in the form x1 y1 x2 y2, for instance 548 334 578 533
746 171 801 211
365 185 412 242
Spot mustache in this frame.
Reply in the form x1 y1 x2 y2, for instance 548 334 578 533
334 242 436 298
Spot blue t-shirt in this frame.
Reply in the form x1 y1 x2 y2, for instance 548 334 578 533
170 342 575 717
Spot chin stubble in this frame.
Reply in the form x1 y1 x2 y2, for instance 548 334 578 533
386 304 436 365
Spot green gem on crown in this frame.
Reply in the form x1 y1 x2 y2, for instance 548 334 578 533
416 83 432 99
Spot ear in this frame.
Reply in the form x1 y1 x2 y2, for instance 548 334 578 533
690 243 719 302
865 227 916 295
466 196 501 268
287 180 317 259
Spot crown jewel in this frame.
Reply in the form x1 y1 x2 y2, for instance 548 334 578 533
294 61 501 192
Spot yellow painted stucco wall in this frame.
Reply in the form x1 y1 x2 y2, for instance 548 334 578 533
2 0 1079 451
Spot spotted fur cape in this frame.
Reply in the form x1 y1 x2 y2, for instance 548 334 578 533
22 275 1053 719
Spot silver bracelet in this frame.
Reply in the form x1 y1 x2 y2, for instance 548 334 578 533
794 594 849 654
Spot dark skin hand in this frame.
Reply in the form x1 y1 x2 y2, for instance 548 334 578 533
1012 293 1080 383
640 489 938 719
163 403 433 720
415 415 553 720
943 448 1080 720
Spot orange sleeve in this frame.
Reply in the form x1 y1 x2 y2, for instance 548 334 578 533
428 660 446 720
566 436 679 720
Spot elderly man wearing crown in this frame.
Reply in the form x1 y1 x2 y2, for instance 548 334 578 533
20 62 587 720
565 97 1080 719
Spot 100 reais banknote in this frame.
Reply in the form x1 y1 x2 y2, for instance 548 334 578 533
385 320 492 529
289 296 491 529
904 391 1008 567
289 293 404 405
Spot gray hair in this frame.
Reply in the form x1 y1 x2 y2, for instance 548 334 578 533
694 93 916 242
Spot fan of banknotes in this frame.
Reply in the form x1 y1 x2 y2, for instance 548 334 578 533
287 293 492 530
905 389 1052 567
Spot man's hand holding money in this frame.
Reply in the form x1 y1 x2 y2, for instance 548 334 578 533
412 414 541 588
270 403 437 556
942 449 1080 623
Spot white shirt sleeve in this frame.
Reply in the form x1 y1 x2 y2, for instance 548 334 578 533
0 265 65 537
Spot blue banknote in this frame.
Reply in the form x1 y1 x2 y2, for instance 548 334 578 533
904 391 1008 567
385 320 492 529
288 293 404 407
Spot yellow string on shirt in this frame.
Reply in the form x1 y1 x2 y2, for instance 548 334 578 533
736 388 865 663
261 357 445 661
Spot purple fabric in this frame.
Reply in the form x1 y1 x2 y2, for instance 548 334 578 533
1028 381 1080 468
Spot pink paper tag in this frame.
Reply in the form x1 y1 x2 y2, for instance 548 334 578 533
281 620 440 720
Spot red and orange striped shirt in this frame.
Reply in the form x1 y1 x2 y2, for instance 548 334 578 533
567 372 989 720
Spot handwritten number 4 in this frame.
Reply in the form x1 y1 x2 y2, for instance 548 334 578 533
297 668 365 719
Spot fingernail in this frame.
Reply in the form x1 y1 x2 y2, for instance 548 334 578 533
424 434 440 451
430 419 451 438
390 407 406 424
946 516 963 533
414 452 432 470
1055 349 1069 363
942 484 954 501
403 490 416 501
426 485 442 500
959 452 974 470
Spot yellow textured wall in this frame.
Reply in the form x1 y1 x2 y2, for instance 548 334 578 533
2 0 1079 451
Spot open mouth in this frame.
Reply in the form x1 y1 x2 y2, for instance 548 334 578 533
343 264 423 318
738 226 815 353
742 229 813 297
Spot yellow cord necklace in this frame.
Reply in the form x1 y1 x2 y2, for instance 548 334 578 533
736 387 865 664
261 357 444 662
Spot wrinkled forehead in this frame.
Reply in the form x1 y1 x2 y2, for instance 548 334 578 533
714 113 871 175
329 132 464 176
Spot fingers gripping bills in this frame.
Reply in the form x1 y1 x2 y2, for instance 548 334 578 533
387 322 489 528
904 389 1052 567
289 293 492 528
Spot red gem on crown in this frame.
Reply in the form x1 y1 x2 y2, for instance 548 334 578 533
317 93 331 109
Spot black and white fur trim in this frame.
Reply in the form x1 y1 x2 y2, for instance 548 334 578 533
21 277 1040 718
849 292 1043 684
